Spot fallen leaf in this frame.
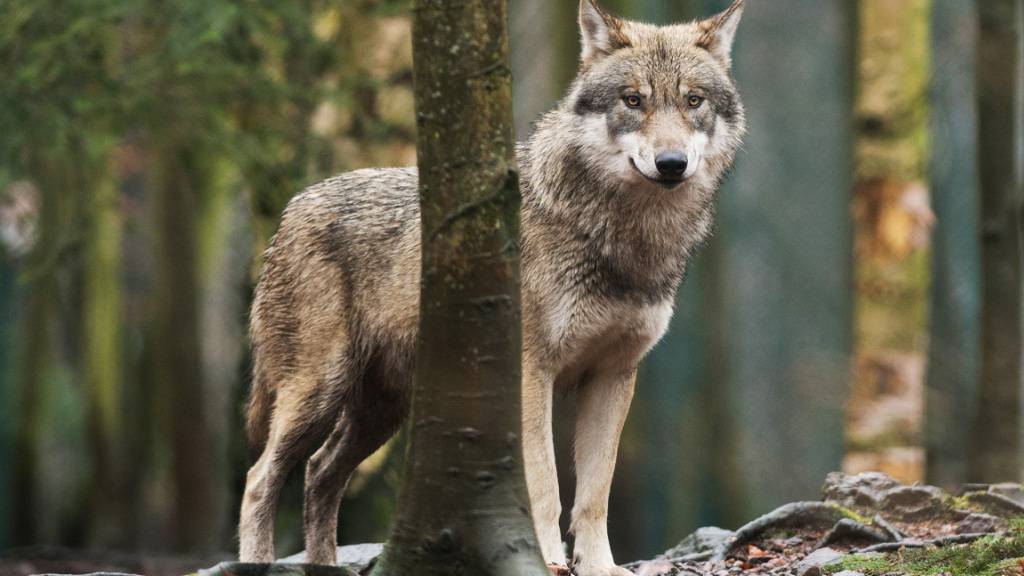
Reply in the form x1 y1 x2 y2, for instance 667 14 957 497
547 563 570 576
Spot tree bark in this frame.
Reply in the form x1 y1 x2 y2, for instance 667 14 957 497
969 0 1024 483
370 1 548 574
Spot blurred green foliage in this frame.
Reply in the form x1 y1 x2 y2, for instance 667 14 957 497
0 0 359 220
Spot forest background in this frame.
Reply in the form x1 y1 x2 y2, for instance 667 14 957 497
0 0 1020 565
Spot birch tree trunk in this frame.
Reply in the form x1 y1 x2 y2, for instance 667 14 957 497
370 1 548 574
969 0 1024 483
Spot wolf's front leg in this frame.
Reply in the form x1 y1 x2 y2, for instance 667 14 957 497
570 369 637 576
522 362 567 567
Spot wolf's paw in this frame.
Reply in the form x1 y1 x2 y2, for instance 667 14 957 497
572 563 635 576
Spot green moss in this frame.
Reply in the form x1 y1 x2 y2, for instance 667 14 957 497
826 554 896 574
846 428 922 452
832 503 873 526
948 494 991 515
826 522 1024 576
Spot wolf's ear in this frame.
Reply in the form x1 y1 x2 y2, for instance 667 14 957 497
696 0 744 67
579 0 631 64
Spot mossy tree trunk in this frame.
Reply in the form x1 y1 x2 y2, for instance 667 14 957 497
370 1 548 574
81 151 128 545
848 0 932 481
969 0 1024 483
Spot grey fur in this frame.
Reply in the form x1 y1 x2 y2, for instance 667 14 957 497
239 1 745 573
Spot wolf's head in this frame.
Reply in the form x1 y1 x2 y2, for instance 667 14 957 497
565 0 746 192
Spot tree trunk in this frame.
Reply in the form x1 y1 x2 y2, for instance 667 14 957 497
712 0 856 510
969 0 1024 483
195 159 245 551
12 155 64 546
152 145 218 551
925 0 982 489
848 0 932 483
0 241 14 549
370 1 548 574
82 160 128 545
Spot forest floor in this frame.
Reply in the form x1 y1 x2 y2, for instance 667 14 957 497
2 473 1022 576
627 472 1024 576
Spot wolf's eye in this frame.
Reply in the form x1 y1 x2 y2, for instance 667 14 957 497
623 95 642 109
687 95 705 109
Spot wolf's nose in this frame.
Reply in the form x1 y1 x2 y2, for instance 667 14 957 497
655 151 688 178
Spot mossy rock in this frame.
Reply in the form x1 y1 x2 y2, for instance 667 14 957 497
826 521 1024 576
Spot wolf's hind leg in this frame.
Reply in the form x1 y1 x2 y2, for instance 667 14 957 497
570 370 636 576
303 371 407 565
239 431 304 562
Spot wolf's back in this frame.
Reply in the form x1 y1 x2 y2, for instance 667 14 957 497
245 168 422 460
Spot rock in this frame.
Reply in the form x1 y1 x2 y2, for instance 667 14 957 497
634 558 675 576
879 485 947 520
782 536 804 548
280 544 383 573
963 491 1024 518
664 527 734 559
822 472 902 508
199 563 355 576
990 483 1024 505
793 547 843 576
955 512 1007 534
823 472 952 520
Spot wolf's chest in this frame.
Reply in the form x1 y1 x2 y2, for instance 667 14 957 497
541 288 674 371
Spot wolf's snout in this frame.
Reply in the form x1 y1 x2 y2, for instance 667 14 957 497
655 151 688 178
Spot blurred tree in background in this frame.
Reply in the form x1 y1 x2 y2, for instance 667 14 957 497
926 0 981 490
970 0 1023 483
847 0 931 482
0 0 1021 567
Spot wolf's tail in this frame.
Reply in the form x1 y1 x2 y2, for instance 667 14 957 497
245 358 274 463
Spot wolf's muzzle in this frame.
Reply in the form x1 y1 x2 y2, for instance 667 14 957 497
655 151 688 179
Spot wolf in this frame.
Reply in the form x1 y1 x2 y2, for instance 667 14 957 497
238 1 745 574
